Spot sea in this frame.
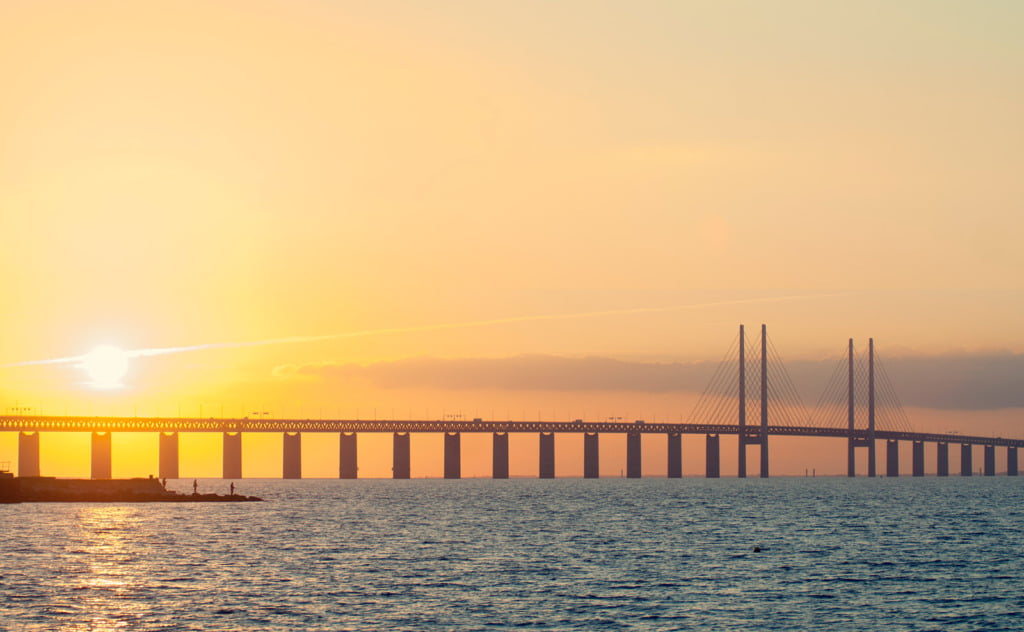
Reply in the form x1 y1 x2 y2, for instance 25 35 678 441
1 477 1022 631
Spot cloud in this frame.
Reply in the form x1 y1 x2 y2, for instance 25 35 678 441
282 352 1024 411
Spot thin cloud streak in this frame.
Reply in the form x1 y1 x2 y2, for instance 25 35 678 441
0 292 845 369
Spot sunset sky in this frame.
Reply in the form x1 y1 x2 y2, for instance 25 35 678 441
1 1 1022 478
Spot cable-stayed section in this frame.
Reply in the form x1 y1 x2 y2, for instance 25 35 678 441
764 337 813 427
813 353 853 429
690 325 812 428
689 330 741 426
874 350 914 433
813 340 890 431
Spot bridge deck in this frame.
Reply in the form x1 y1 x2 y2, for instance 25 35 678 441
2 416 1021 448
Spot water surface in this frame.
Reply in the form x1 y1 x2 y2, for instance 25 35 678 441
2 478 1022 630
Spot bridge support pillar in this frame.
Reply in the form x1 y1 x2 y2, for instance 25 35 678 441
283 432 302 479
760 433 769 479
444 432 461 479
705 434 720 478
960 444 972 477
583 433 599 478
18 432 40 477
539 432 555 479
1008 447 1018 476
937 442 949 477
667 433 682 478
339 433 357 479
223 433 242 479
626 433 642 478
159 432 179 479
91 432 112 480
886 440 899 477
983 445 995 476
492 433 509 479
392 433 410 479
912 441 925 477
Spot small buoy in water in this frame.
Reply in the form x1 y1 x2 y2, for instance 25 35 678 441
753 546 761 553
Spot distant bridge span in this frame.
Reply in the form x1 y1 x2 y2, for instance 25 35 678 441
3 415 1020 480
2 416 1023 449
3 325 1021 479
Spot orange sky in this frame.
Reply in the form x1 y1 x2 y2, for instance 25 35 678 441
1 1 1022 477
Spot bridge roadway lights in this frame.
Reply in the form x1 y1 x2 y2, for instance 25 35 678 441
539 433 555 479
339 433 358 479
492 433 509 479
91 432 112 480
667 433 682 478
393 433 411 479
705 434 720 478
444 432 461 479
18 431 40 477
223 432 242 479
283 432 302 479
583 433 599 479
886 440 899 477
1009 447 1019 476
912 441 925 477
984 446 996 477
159 432 180 479
626 433 642 478
937 442 949 477
960 444 972 477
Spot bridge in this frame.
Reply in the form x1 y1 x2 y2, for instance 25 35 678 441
3 325 1021 479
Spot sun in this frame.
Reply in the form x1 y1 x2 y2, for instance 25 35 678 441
82 345 129 387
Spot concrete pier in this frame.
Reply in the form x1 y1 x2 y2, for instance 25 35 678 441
667 433 682 479
539 432 555 479
91 432 112 480
444 432 461 479
18 431 40 477
492 433 509 479
937 442 949 477
339 432 357 479
283 432 302 479
392 433 410 479
960 443 972 477
159 432 179 479
223 432 242 479
912 441 925 477
886 440 899 477
705 434 720 478
984 445 995 476
626 433 642 478
583 432 599 479
1008 447 1018 476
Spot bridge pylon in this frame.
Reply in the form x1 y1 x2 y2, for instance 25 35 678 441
847 338 877 476
737 325 770 478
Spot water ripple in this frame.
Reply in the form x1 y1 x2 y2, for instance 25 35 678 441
2 477 1023 630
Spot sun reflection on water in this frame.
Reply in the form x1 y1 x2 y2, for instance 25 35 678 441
64 506 149 630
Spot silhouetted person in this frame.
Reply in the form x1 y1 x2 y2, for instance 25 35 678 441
229 482 235 496
193 479 198 495
161 478 167 490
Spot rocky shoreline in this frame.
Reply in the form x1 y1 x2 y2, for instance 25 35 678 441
0 473 262 503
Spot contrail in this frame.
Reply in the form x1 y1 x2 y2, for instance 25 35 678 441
0 292 847 368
